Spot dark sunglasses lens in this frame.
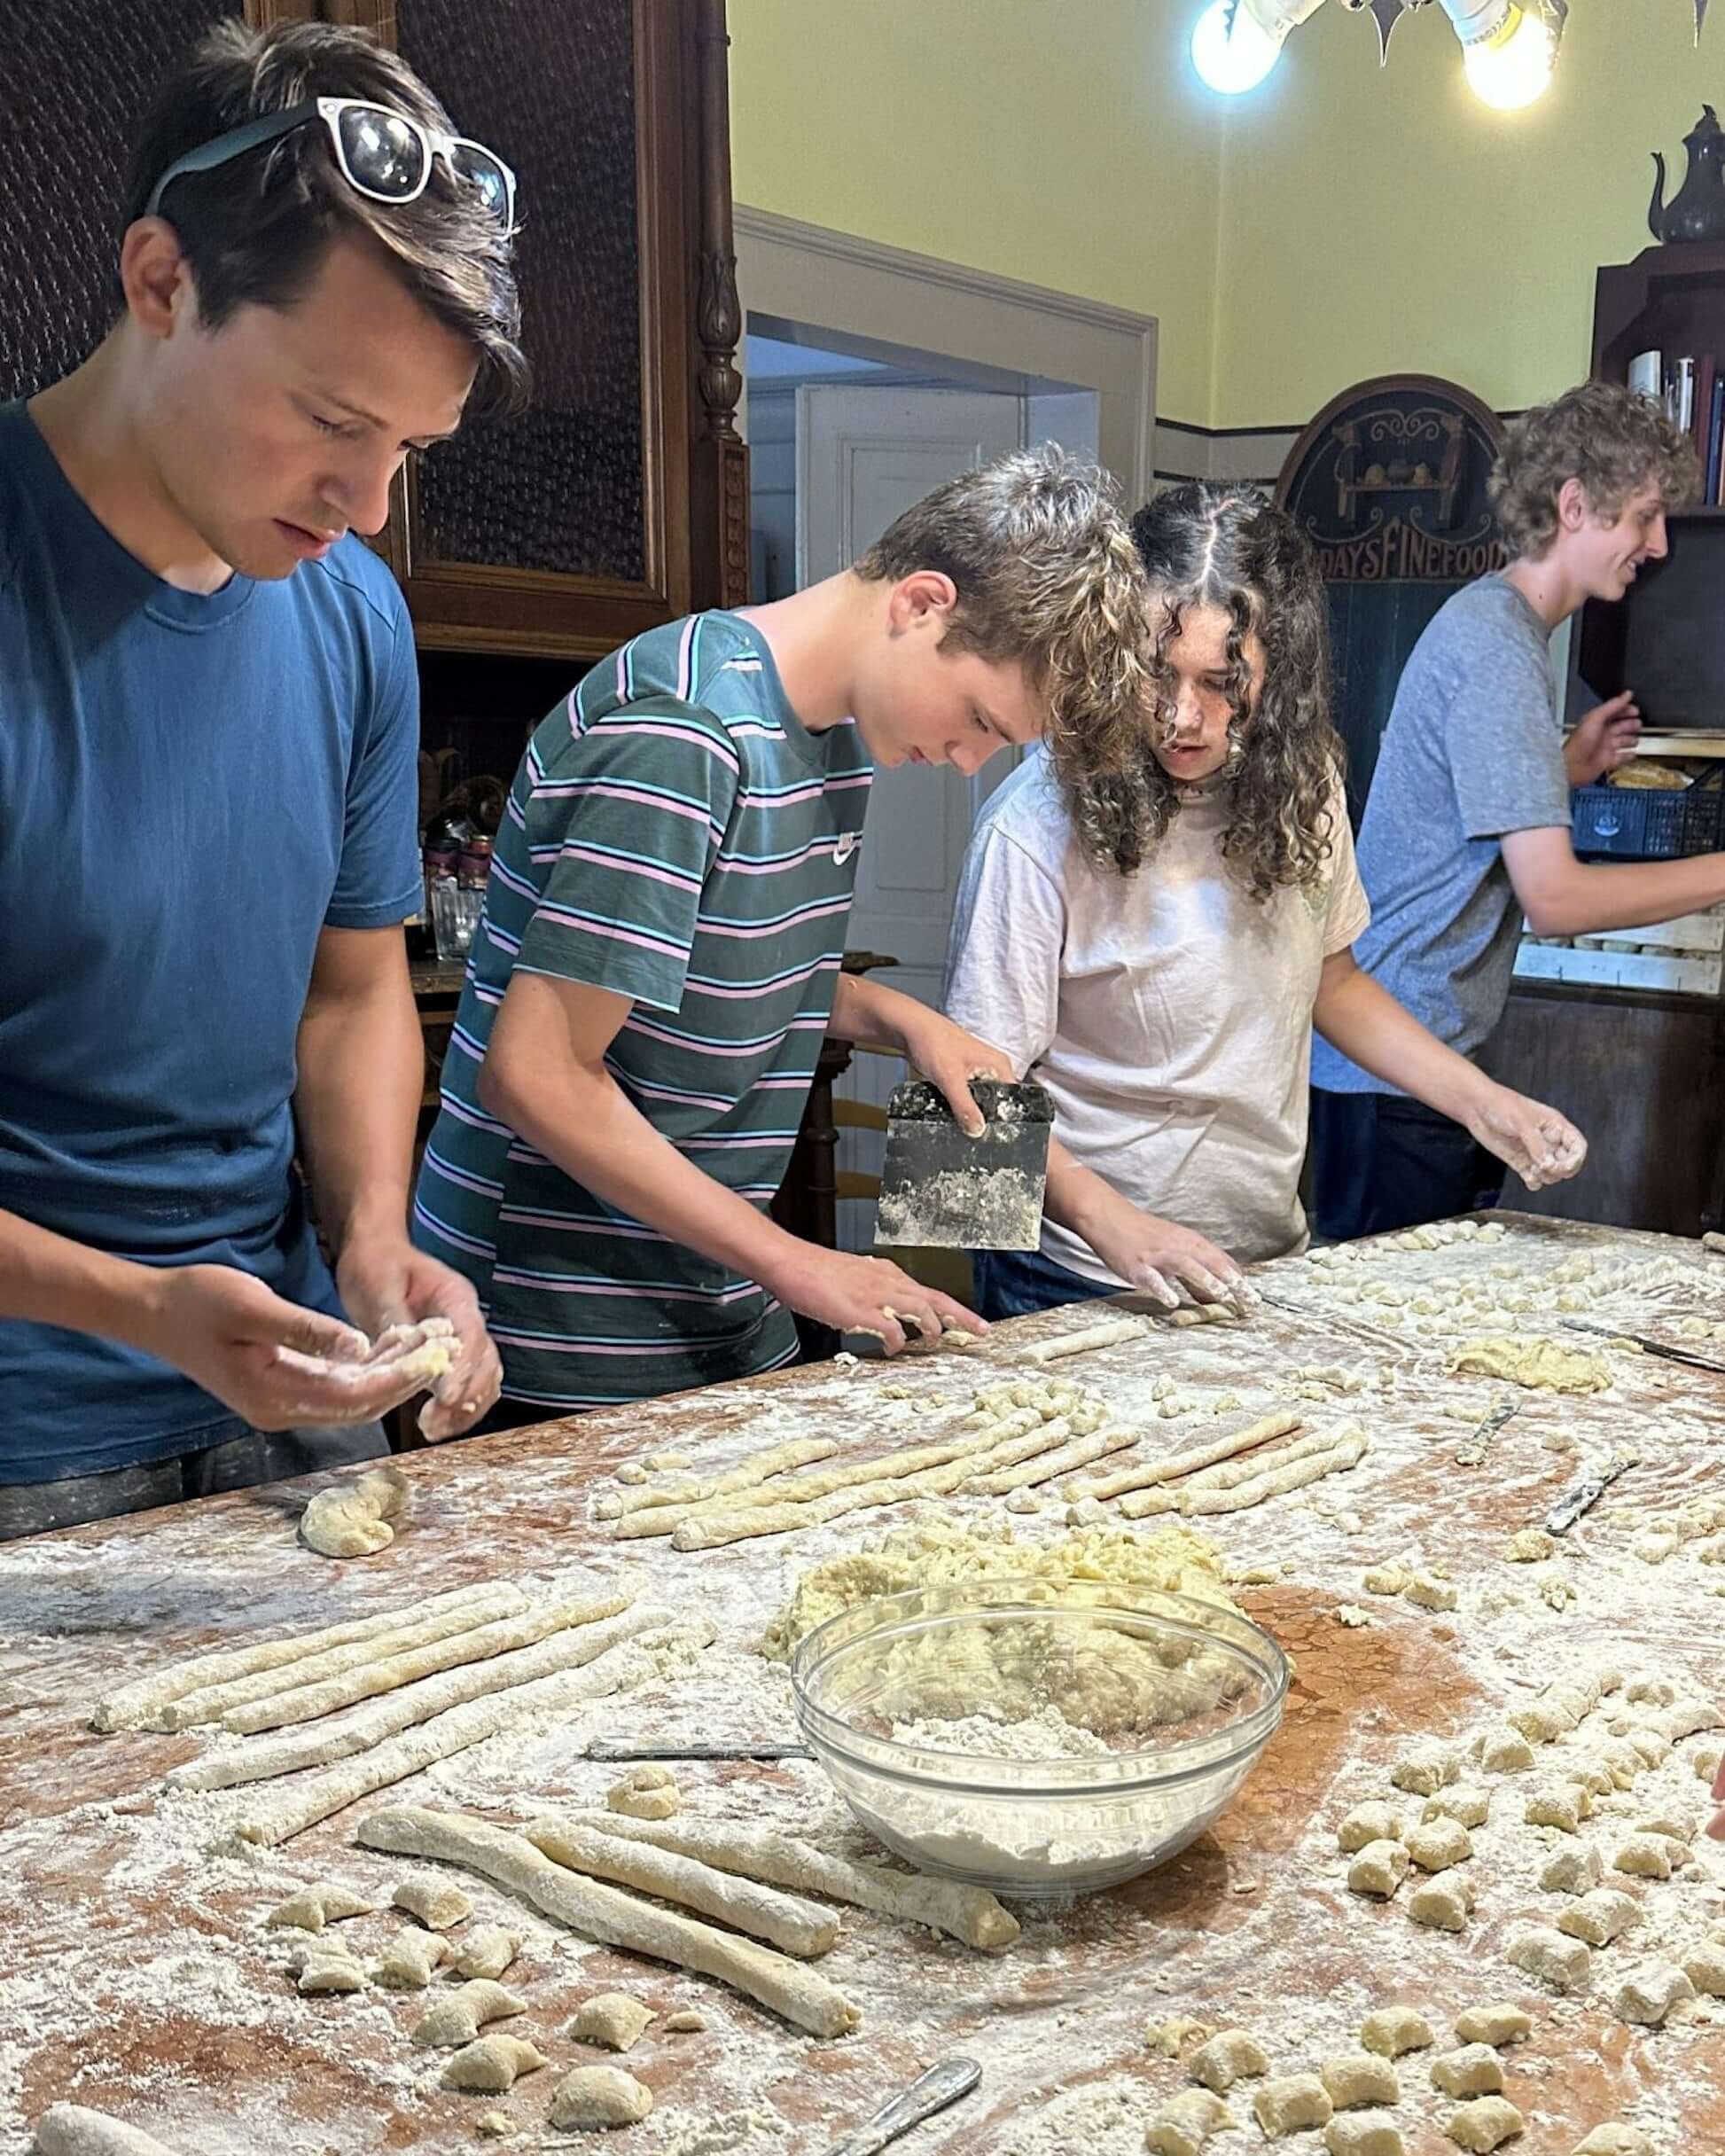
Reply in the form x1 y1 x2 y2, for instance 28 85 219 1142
449 145 511 223
337 106 426 197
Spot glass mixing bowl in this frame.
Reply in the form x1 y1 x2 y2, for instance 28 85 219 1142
790 1577 1288 1899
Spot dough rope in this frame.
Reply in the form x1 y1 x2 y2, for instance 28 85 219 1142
222 1592 630 1736
1023 1315 1147 1363
568 1808 1020 1952
90 1580 504 1731
153 1584 531 1730
527 1814 839 1957
233 1623 706 1847
595 1436 838 1519
1067 1412 1302 1504
355 1805 862 2038
166 1603 661 1794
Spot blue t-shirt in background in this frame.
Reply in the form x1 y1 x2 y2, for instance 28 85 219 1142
0 400 422 1482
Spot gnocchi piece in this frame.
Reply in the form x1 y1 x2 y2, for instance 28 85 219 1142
1632 1811 1696 1845
290 1945 365 1995
1359 2007 1433 2058
567 1991 657 2053
1186 2029 1268 2093
450 1926 523 1981
1362 1561 1414 1597
1453 2004 1530 2049
264 1883 374 1933
1445 2096 1525 2151
1146 2088 1231 2156
1392 1746 1462 1797
1429 2045 1504 2099
1253 2074 1333 2138
1596 1741 1643 1791
1505 1923 1592 1993
372 1929 449 1988
394 1875 472 1931
1570 2131 1655 2156
1612 1959 1695 2027
1406 1816 1473 1872
410 1980 527 2048
549 2065 654 2130
1503 1529 1557 1563
1565 1759 1613 1801
664 2008 707 2032
1555 1889 1641 1949
1318 2052 1399 2109
1475 1727 1535 1774
1524 1785 1588 1834
1612 1836 1674 1882
606 1762 683 1820
1424 1786 1490 1831
1682 1941 1725 1996
1347 1840 1411 1899
1539 1843 1603 1896
1324 2118 1403 2156
1146 2017 1214 2058
441 2035 548 2093
1407 1572 1458 1613
1338 1801 1405 1854
1409 1872 1474 1933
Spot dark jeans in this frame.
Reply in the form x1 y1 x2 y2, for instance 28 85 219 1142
0 1419 391 1543
972 1246 1112 1322
1308 1088 1503 1245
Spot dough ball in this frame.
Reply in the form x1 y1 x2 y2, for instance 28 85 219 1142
264 1883 373 1933
1347 1840 1411 1899
372 1930 449 1988
1319 2051 1399 2109
606 1764 682 1820
1424 1785 1490 1831
1253 2074 1333 2137
1539 1843 1602 1896
1408 1873 1474 1933
1612 1959 1695 2027
1324 2116 1403 2156
1444 2096 1524 2152
1612 1835 1674 1882
1337 1801 1404 1854
1570 2129 1656 2155
1475 1727 1535 1774
1505 1924 1591 1994
1453 2005 1530 2049
1407 1816 1473 1871
451 1926 523 1981
1555 1889 1640 1948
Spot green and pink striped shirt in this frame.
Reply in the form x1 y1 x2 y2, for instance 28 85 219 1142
413 611 871 1410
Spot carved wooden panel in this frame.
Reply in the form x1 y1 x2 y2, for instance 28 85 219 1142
0 0 246 402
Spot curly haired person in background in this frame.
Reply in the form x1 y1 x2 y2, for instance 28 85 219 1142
943 480 1588 1319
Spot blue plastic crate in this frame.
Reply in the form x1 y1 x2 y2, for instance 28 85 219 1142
1572 782 1725 860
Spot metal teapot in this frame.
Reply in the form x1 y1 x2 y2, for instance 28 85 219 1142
1650 105 1725 245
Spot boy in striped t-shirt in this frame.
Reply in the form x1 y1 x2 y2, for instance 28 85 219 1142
413 449 1151 1417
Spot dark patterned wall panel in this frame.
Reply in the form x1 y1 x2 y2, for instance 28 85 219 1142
394 0 646 582
0 0 240 401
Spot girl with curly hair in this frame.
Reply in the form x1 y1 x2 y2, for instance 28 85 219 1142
943 480 1587 1318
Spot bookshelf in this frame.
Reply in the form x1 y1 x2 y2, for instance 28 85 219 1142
1484 245 1725 1238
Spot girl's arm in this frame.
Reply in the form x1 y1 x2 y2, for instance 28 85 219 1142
1312 949 1587 1191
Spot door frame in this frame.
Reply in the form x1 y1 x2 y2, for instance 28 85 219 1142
734 207 1157 501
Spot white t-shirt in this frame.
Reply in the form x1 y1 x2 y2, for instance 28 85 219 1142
943 751 1370 1276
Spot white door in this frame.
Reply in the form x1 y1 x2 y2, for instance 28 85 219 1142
795 384 1026 1246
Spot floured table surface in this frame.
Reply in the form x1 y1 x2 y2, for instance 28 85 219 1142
2 1213 1723 2156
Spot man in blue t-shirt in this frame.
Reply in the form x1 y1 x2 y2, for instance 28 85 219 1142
0 20 525 1535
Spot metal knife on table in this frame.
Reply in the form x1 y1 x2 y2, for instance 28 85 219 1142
1545 1451 1638 1536
822 2058 982 2156
586 1738 811 1762
1560 1316 1725 1376
1455 1395 1520 1467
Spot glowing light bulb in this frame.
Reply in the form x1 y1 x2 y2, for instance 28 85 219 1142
1190 0 1287 95
1462 3 1555 110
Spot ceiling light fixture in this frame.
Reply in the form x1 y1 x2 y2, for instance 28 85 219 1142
1439 0 1562 110
1190 0 1588 106
1189 0 1324 95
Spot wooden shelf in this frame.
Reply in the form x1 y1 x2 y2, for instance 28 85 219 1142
1629 732 1725 759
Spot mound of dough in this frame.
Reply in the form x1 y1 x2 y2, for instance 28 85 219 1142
1447 1338 1611 1395
301 1465 413 1559
761 1519 1243 1738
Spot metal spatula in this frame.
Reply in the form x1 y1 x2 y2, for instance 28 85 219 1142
872 1076 1053 1251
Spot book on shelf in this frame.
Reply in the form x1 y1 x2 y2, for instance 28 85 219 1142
1638 353 1725 502
1628 348 1663 402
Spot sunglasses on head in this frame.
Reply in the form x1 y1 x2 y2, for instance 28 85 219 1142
144 95 517 237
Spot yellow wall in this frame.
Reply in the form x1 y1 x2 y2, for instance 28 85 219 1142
728 2 1720 435
1211 1 1718 429
727 0 1226 426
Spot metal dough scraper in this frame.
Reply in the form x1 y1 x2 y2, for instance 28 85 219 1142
872 1076 1053 1251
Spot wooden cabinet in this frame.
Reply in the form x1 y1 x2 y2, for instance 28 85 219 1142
325 0 747 659
2 1 746 660
1483 982 1725 1237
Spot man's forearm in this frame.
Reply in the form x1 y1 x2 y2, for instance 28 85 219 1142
293 976 422 1254
827 971 916 1053
0 1208 159 1346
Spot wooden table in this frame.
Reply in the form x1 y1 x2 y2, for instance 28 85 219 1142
3 1215 1722 2155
